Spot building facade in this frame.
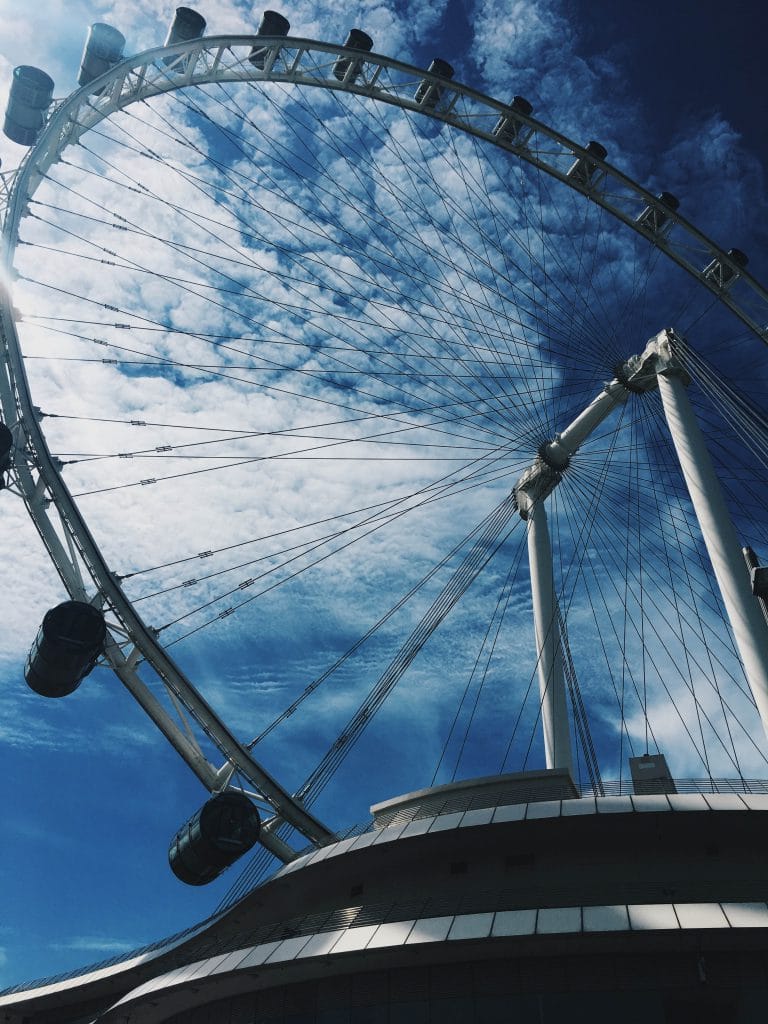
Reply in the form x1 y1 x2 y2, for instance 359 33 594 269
3 770 768 1023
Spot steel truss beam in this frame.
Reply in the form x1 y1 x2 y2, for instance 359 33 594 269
1 31 767 857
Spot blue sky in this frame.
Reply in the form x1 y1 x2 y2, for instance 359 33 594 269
0 0 766 989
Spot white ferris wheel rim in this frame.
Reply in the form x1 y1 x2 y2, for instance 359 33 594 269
0 32 765 860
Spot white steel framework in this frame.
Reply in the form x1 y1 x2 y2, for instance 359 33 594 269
1 33 766 859
654 330 768 734
515 328 768 764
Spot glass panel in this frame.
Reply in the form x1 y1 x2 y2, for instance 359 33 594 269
429 996 475 1022
390 1001 428 1023
317 1010 349 1024
349 1007 387 1024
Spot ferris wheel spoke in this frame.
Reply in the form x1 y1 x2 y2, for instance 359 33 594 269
561 454 764 772
126 84 561 395
3 29 767 881
155 447 524 642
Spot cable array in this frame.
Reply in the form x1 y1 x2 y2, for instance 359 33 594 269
8 66 766 876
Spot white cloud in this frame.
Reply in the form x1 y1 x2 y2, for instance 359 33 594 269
0 6 765 960
659 113 766 245
470 0 640 149
1 2 765 991
52 935 139 953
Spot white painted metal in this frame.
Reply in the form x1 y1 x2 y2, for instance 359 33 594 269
526 501 573 772
0 285 333 858
515 351 659 518
653 330 768 738
0 37 765 340
1 31 766 857
541 380 632 470
514 346 664 772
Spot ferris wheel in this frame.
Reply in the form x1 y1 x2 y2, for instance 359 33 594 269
1 9 767 893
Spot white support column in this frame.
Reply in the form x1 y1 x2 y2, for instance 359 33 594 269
656 362 768 737
526 499 573 772
514 368 650 777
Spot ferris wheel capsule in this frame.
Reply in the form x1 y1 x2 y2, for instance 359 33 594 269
162 7 206 71
567 139 608 187
0 421 12 485
77 24 126 88
2 66 54 146
24 601 106 698
332 29 374 83
248 10 290 70
636 191 680 235
414 58 454 108
492 95 534 145
165 7 207 47
168 791 262 886
703 247 749 290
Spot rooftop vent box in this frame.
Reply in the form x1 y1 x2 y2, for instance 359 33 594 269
629 753 677 795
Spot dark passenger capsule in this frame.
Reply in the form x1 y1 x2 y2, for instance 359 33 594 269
3 66 54 146
249 10 291 70
703 247 748 289
332 29 374 83
492 95 534 144
165 7 207 46
566 140 607 187
78 23 125 87
169 791 262 885
25 601 106 697
0 420 12 483
657 191 680 212
163 8 206 70
636 191 680 233
414 58 454 108
726 247 748 268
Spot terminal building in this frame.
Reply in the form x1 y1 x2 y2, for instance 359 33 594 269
2 765 768 1024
